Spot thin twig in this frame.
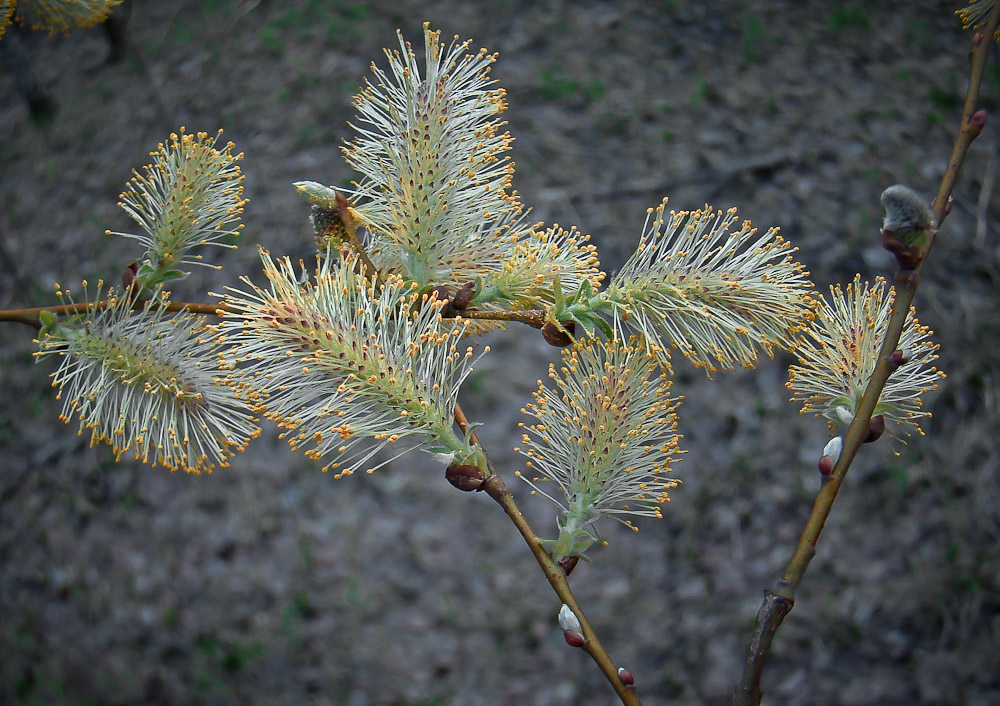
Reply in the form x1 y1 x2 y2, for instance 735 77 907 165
457 308 547 328
452 407 641 706
0 299 546 330
733 9 999 706
327 200 639 705
0 300 235 328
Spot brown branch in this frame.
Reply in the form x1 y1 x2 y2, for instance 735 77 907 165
733 10 998 705
449 307 546 328
0 300 235 328
321 197 636 704
451 407 641 706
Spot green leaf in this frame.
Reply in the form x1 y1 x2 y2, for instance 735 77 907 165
159 269 189 282
574 312 596 336
588 313 614 340
573 278 593 302
136 262 157 280
552 275 565 314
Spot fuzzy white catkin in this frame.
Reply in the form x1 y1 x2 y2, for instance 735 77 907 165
880 184 932 232
558 604 582 632
823 437 843 463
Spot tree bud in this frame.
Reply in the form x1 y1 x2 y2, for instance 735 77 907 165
563 630 585 648
542 321 575 347
880 185 934 270
429 286 457 317
823 436 843 463
970 109 987 136
834 405 854 425
450 281 476 310
864 415 885 443
819 436 842 475
445 463 486 491
558 604 582 633
558 554 579 576
122 262 139 292
617 667 634 686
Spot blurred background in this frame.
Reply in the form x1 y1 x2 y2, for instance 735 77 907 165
1 1 998 704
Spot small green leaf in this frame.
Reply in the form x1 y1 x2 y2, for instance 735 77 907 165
573 278 593 302
589 313 614 340
552 276 565 313
159 269 189 282
574 313 596 336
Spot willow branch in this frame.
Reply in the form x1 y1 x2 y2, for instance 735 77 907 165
457 308 546 328
451 406 641 706
0 300 235 328
327 199 638 704
734 12 997 706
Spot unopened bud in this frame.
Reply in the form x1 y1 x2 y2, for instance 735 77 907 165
880 185 934 270
558 604 582 633
563 629 585 648
122 262 139 292
429 286 456 317
617 667 635 686
881 185 933 234
823 436 843 463
864 415 886 443
819 436 842 475
293 180 342 209
445 464 486 492
542 321 575 347
450 282 476 310
889 349 907 368
970 109 987 135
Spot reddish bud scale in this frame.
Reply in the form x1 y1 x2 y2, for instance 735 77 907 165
542 321 575 348
881 229 925 271
558 555 579 576
889 349 908 369
864 415 886 444
970 110 987 134
122 262 139 292
617 667 634 686
445 464 486 492
563 630 585 648
429 286 457 317
818 455 835 476
450 281 476 310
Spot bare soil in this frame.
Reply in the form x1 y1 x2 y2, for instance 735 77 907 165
1 1 998 705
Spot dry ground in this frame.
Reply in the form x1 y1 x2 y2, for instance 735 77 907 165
1 1 998 705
